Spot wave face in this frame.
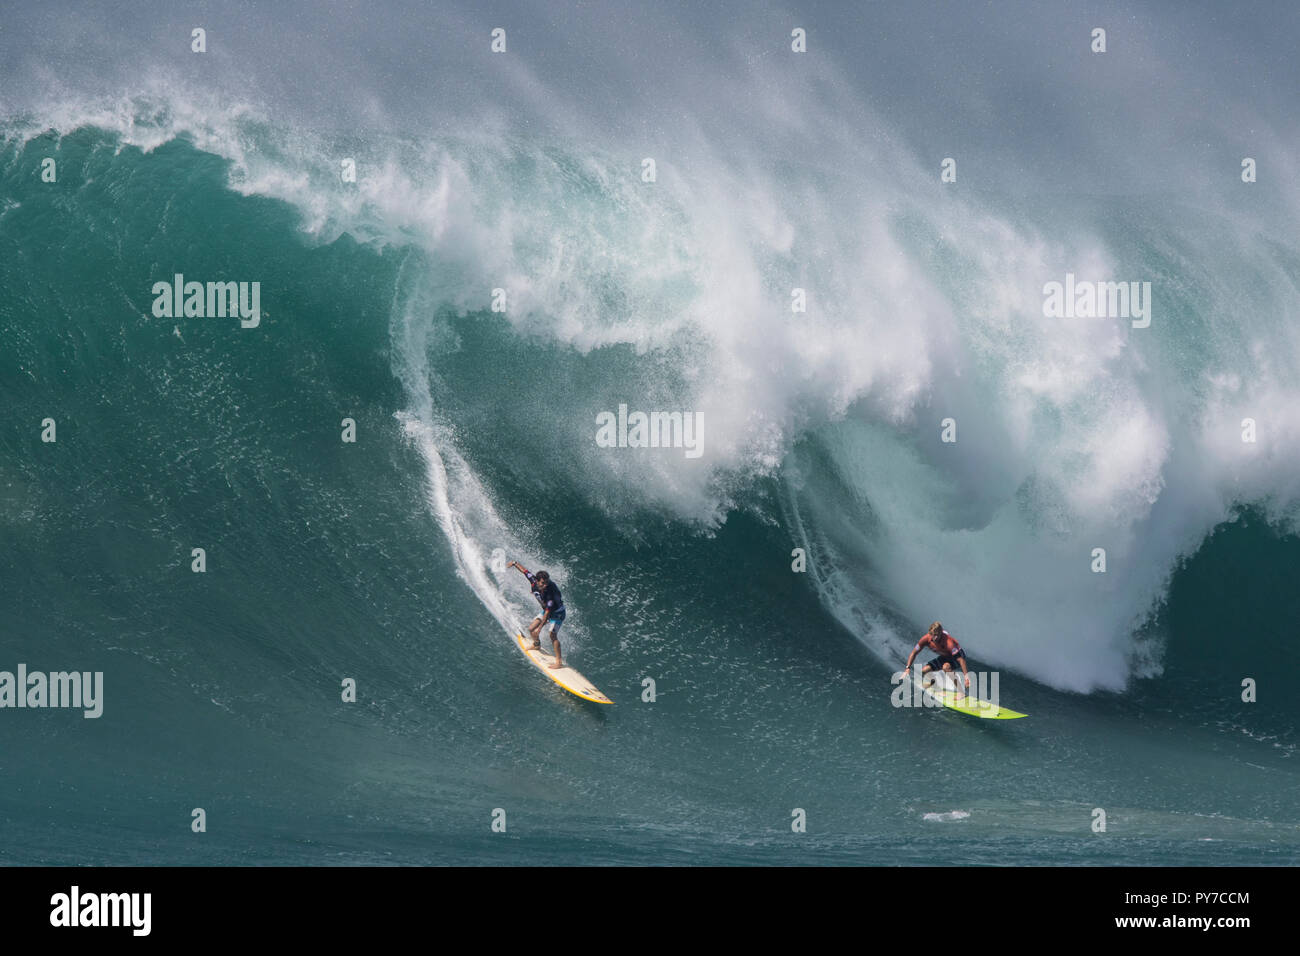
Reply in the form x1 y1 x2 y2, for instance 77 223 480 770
2 1 1299 864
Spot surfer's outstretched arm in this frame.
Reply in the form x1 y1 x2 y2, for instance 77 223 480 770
902 637 925 672
506 560 531 578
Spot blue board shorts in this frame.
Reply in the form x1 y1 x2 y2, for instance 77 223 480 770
537 607 566 634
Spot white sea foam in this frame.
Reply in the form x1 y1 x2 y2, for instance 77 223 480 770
922 810 971 822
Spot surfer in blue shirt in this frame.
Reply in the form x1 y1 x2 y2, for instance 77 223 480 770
506 561 566 668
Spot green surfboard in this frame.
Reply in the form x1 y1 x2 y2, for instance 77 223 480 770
913 671 1028 719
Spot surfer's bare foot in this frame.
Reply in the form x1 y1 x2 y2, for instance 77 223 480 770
549 661 563 669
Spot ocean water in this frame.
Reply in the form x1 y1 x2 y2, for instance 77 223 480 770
1 1 1298 865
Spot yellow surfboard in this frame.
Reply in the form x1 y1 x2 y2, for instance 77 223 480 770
913 671 1027 719
514 632 613 705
